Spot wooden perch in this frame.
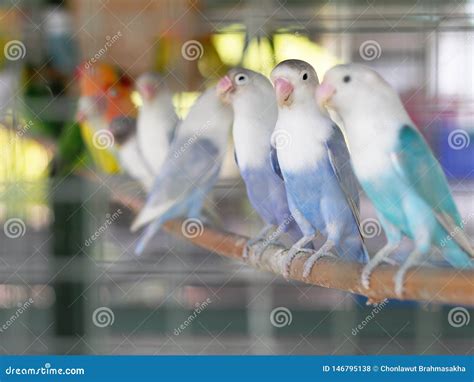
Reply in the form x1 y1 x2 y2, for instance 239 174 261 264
84 171 474 306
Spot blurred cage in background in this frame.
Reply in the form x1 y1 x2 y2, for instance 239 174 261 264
0 0 473 355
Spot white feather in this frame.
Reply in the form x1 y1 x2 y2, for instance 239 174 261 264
137 93 178 175
232 84 278 169
118 137 154 191
274 105 331 172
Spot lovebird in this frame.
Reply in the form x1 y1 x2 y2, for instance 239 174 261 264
136 72 179 175
76 63 121 173
130 85 233 255
270 60 368 278
218 68 303 258
105 80 154 190
109 116 154 190
316 64 474 296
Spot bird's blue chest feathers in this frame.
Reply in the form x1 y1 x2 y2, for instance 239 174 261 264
282 159 343 227
240 166 291 225
360 171 411 234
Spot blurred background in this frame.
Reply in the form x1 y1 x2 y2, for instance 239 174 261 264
0 0 473 355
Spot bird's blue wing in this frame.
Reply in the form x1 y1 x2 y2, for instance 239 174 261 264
270 146 284 181
131 137 221 232
326 124 361 225
392 125 473 257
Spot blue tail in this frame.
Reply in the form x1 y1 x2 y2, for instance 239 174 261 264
337 235 369 264
134 218 163 256
442 241 474 269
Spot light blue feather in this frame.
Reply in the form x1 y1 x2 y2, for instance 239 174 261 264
360 125 473 268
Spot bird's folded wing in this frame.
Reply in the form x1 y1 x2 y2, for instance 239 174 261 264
326 124 362 227
391 125 473 257
131 138 221 232
269 146 284 181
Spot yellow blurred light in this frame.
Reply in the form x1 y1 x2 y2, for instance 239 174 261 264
242 37 276 77
0 126 51 182
212 26 246 66
172 92 201 119
274 34 342 78
131 90 142 108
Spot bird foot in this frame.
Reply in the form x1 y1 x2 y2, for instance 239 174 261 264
302 251 337 278
394 267 408 298
361 258 395 290
277 247 314 279
242 237 264 259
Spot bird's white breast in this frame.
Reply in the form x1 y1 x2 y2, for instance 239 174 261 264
347 121 399 180
137 106 175 174
233 114 274 169
274 109 329 172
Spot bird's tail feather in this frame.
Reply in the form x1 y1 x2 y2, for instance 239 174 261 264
338 236 369 264
134 218 163 256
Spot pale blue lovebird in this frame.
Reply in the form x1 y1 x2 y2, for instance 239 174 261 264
270 60 369 278
131 85 233 255
219 68 304 258
317 64 474 296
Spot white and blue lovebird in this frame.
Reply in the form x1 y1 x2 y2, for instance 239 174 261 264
270 60 369 278
131 85 233 255
219 68 304 258
317 64 474 296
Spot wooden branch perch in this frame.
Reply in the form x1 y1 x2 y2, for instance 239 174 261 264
86 171 474 306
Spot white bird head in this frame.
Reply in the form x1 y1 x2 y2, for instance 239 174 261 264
136 72 167 103
270 59 319 108
217 68 275 111
316 64 401 123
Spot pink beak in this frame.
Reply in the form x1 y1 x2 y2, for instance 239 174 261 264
274 77 294 106
217 75 234 95
315 82 336 107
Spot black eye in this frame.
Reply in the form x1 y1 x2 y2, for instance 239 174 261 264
302 72 308 80
343 75 351 83
235 74 248 85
